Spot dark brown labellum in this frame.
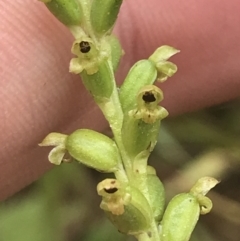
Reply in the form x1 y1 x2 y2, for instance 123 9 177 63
104 187 118 194
142 91 156 103
79 41 91 53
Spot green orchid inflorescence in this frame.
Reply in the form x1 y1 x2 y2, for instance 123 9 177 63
38 1 218 240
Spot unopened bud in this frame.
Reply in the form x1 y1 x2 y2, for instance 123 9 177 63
66 129 120 172
40 0 83 26
90 0 123 36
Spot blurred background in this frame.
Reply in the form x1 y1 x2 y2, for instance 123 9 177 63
0 98 240 241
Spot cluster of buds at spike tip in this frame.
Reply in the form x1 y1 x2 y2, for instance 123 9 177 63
121 85 168 160
39 129 121 173
97 179 153 235
160 177 219 241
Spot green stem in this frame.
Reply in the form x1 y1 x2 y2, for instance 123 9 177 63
114 163 128 183
97 62 160 241
97 61 133 180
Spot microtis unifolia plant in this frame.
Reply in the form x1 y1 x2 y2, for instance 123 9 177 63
38 1 219 240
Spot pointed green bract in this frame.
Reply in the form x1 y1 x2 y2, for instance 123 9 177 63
90 0 123 36
43 0 83 26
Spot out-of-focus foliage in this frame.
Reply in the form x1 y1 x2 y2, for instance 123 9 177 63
1 99 240 241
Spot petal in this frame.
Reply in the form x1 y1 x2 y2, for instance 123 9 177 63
156 61 178 82
48 145 66 165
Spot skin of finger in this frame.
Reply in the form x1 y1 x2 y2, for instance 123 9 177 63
0 0 240 201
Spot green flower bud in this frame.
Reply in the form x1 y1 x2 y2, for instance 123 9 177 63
121 85 168 159
66 129 120 172
97 179 152 235
40 0 83 26
147 173 165 222
119 60 157 113
90 0 123 36
149 45 180 82
107 35 124 71
80 60 114 103
160 193 200 241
